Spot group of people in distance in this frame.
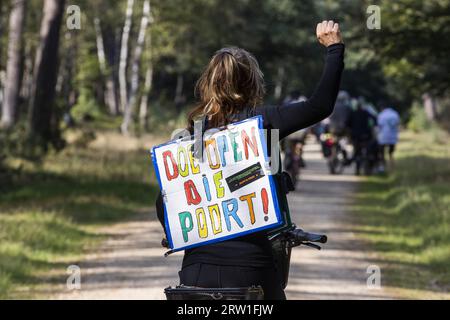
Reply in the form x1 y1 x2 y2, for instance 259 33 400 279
326 90 400 174
284 90 401 175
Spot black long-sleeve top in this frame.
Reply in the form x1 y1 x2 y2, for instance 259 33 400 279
156 43 345 268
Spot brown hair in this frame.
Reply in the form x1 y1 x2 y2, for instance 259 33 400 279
187 47 265 131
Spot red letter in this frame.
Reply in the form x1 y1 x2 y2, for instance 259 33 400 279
184 180 202 205
163 150 179 181
241 127 259 160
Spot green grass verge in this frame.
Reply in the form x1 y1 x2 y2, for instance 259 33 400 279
351 128 449 295
0 144 158 299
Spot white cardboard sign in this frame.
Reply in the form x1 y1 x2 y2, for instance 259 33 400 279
151 116 282 252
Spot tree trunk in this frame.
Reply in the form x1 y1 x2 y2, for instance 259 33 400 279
139 64 153 131
121 0 150 135
94 18 106 72
94 17 118 115
174 73 184 112
1 0 27 129
59 31 77 118
0 6 3 110
139 12 154 132
0 71 5 111
274 65 285 103
118 0 134 114
21 46 34 103
422 92 438 121
28 0 66 148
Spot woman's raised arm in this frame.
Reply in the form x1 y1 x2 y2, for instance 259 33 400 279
259 21 345 139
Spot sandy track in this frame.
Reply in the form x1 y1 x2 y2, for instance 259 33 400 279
285 142 392 299
55 140 395 300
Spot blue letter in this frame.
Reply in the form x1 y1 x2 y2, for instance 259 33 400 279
222 198 243 231
217 135 229 167
202 174 212 201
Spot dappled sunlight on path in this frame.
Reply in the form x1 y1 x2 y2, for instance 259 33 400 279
285 140 396 299
52 138 446 300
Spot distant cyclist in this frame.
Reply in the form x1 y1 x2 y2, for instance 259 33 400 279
360 96 378 119
329 90 351 136
346 98 377 174
327 90 351 164
377 104 400 172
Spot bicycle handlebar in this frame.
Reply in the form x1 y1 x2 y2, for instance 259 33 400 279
287 229 328 244
161 227 327 253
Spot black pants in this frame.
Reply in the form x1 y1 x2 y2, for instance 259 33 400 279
379 144 395 163
179 263 286 300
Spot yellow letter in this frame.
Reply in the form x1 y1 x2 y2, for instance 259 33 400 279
188 144 200 174
177 146 189 177
205 139 220 170
196 208 208 238
213 171 225 198
208 204 222 235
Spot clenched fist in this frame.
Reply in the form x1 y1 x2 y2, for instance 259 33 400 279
316 20 343 47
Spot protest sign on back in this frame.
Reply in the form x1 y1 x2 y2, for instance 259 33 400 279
151 116 282 252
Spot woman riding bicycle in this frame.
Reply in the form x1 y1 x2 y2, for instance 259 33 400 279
156 20 345 300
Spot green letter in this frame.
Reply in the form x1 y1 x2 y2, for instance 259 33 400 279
178 211 194 242
229 131 242 162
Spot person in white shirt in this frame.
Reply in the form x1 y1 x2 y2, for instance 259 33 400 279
377 105 400 171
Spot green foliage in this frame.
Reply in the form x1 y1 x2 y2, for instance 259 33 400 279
151 0 321 100
352 130 450 294
2 0 450 298
71 88 103 123
2 0 450 141
407 103 432 132
0 122 49 168
369 0 450 99
0 124 28 160
0 212 93 299
69 28 104 122
0 143 159 298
